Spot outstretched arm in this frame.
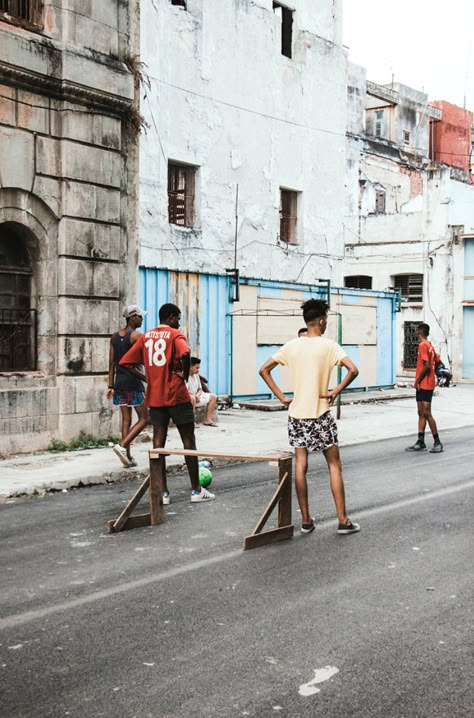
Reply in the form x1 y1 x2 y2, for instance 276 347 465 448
259 358 292 407
321 356 359 407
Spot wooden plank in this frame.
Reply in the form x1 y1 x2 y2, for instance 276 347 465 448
250 473 288 535
242 525 294 551
108 513 151 533
108 474 150 533
278 457 293 528
149 458 165 525
149 448 291 462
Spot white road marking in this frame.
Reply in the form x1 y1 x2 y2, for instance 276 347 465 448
299 666 339 697
0 478 473 632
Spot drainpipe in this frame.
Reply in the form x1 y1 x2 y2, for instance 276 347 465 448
336 312 343 420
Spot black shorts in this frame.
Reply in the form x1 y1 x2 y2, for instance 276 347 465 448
416 389 434 403
149 402 195 427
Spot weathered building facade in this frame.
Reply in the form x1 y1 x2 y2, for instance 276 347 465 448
140 0 347 286
0 0 140 453
345 64 474 381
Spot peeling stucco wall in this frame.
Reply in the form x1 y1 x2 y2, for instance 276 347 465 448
140 0 347 286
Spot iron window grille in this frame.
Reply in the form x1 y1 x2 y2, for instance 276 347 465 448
168 163 196 227
344 275 373 290
403 129 411 145
0 307 37 371
0 0 43 29
393 274 423 303
279 189 298 244
403 321 419 369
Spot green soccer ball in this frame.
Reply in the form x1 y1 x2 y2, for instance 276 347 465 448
199 466 213 488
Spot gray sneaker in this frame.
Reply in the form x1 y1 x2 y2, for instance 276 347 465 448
337 520 360 535
430 442 443 453
405 440 427 452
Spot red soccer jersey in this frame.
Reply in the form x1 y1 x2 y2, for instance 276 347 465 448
119 325 191 407
416 339 439 391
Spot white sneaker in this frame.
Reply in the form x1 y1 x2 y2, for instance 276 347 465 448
113 444 131 467
191 487 216 503
163 491 171 505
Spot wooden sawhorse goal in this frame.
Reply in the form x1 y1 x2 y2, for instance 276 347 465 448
108 449 294 550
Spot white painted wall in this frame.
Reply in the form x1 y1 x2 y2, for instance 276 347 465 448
139 0 347 286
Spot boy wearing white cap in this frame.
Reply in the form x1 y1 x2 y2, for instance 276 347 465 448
107 305 149 467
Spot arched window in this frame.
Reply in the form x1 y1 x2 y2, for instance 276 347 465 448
0 223 35 371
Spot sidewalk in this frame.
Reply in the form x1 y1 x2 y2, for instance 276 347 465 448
1 384 473 499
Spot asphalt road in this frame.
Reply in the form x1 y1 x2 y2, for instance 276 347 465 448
1 428 473 718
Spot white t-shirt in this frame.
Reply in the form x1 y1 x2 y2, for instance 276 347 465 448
272 337 347 419
187 373 202 395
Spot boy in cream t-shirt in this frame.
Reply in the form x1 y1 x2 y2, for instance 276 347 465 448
259 299 361 536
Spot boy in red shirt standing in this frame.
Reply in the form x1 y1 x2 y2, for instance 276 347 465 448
114 303 215 504
406 323 443 453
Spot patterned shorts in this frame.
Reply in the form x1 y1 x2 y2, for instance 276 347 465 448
113 390 145 407
288 411 338 452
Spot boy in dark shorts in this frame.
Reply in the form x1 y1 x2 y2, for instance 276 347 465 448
108 305 149 467
117 303 215 505
259 299 360 536
406 323 443 453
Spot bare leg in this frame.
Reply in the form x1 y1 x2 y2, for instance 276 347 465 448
120 406 132 457
417 402 427 435
420 401 438 437
120 404 149 451
176 422 200 492
323 445 348 525
153 423 169 494
294 447 311 524
204 394 217 424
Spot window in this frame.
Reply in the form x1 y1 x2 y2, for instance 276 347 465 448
375 189 386 214
393 274 423 303
273 2 293 59
344 275 373 290
403 129 411 145
170 0 186 8
0 0 43 27
403 321 419 369
168 162 196 227
375 111 384 138
0 225 36 372
279 189 298 244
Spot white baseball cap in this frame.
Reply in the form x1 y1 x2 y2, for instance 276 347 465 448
123 304 147 318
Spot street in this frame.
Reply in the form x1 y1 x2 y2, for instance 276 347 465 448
1 428 473 718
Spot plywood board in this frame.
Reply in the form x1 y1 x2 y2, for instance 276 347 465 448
257 296 305 345
340 305 376 345
232 284 257 395
358 345 378 386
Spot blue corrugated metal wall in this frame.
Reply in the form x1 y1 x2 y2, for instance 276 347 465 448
139 268 231 394
139 269 397 397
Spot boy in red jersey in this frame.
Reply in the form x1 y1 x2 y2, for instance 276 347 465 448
406 323 443 453
113 303 215 504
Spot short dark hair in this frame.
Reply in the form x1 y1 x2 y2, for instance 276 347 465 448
298 327 308 336
159 303 181 322
301 299 329 324
417 323 430 337
190 356 201 366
